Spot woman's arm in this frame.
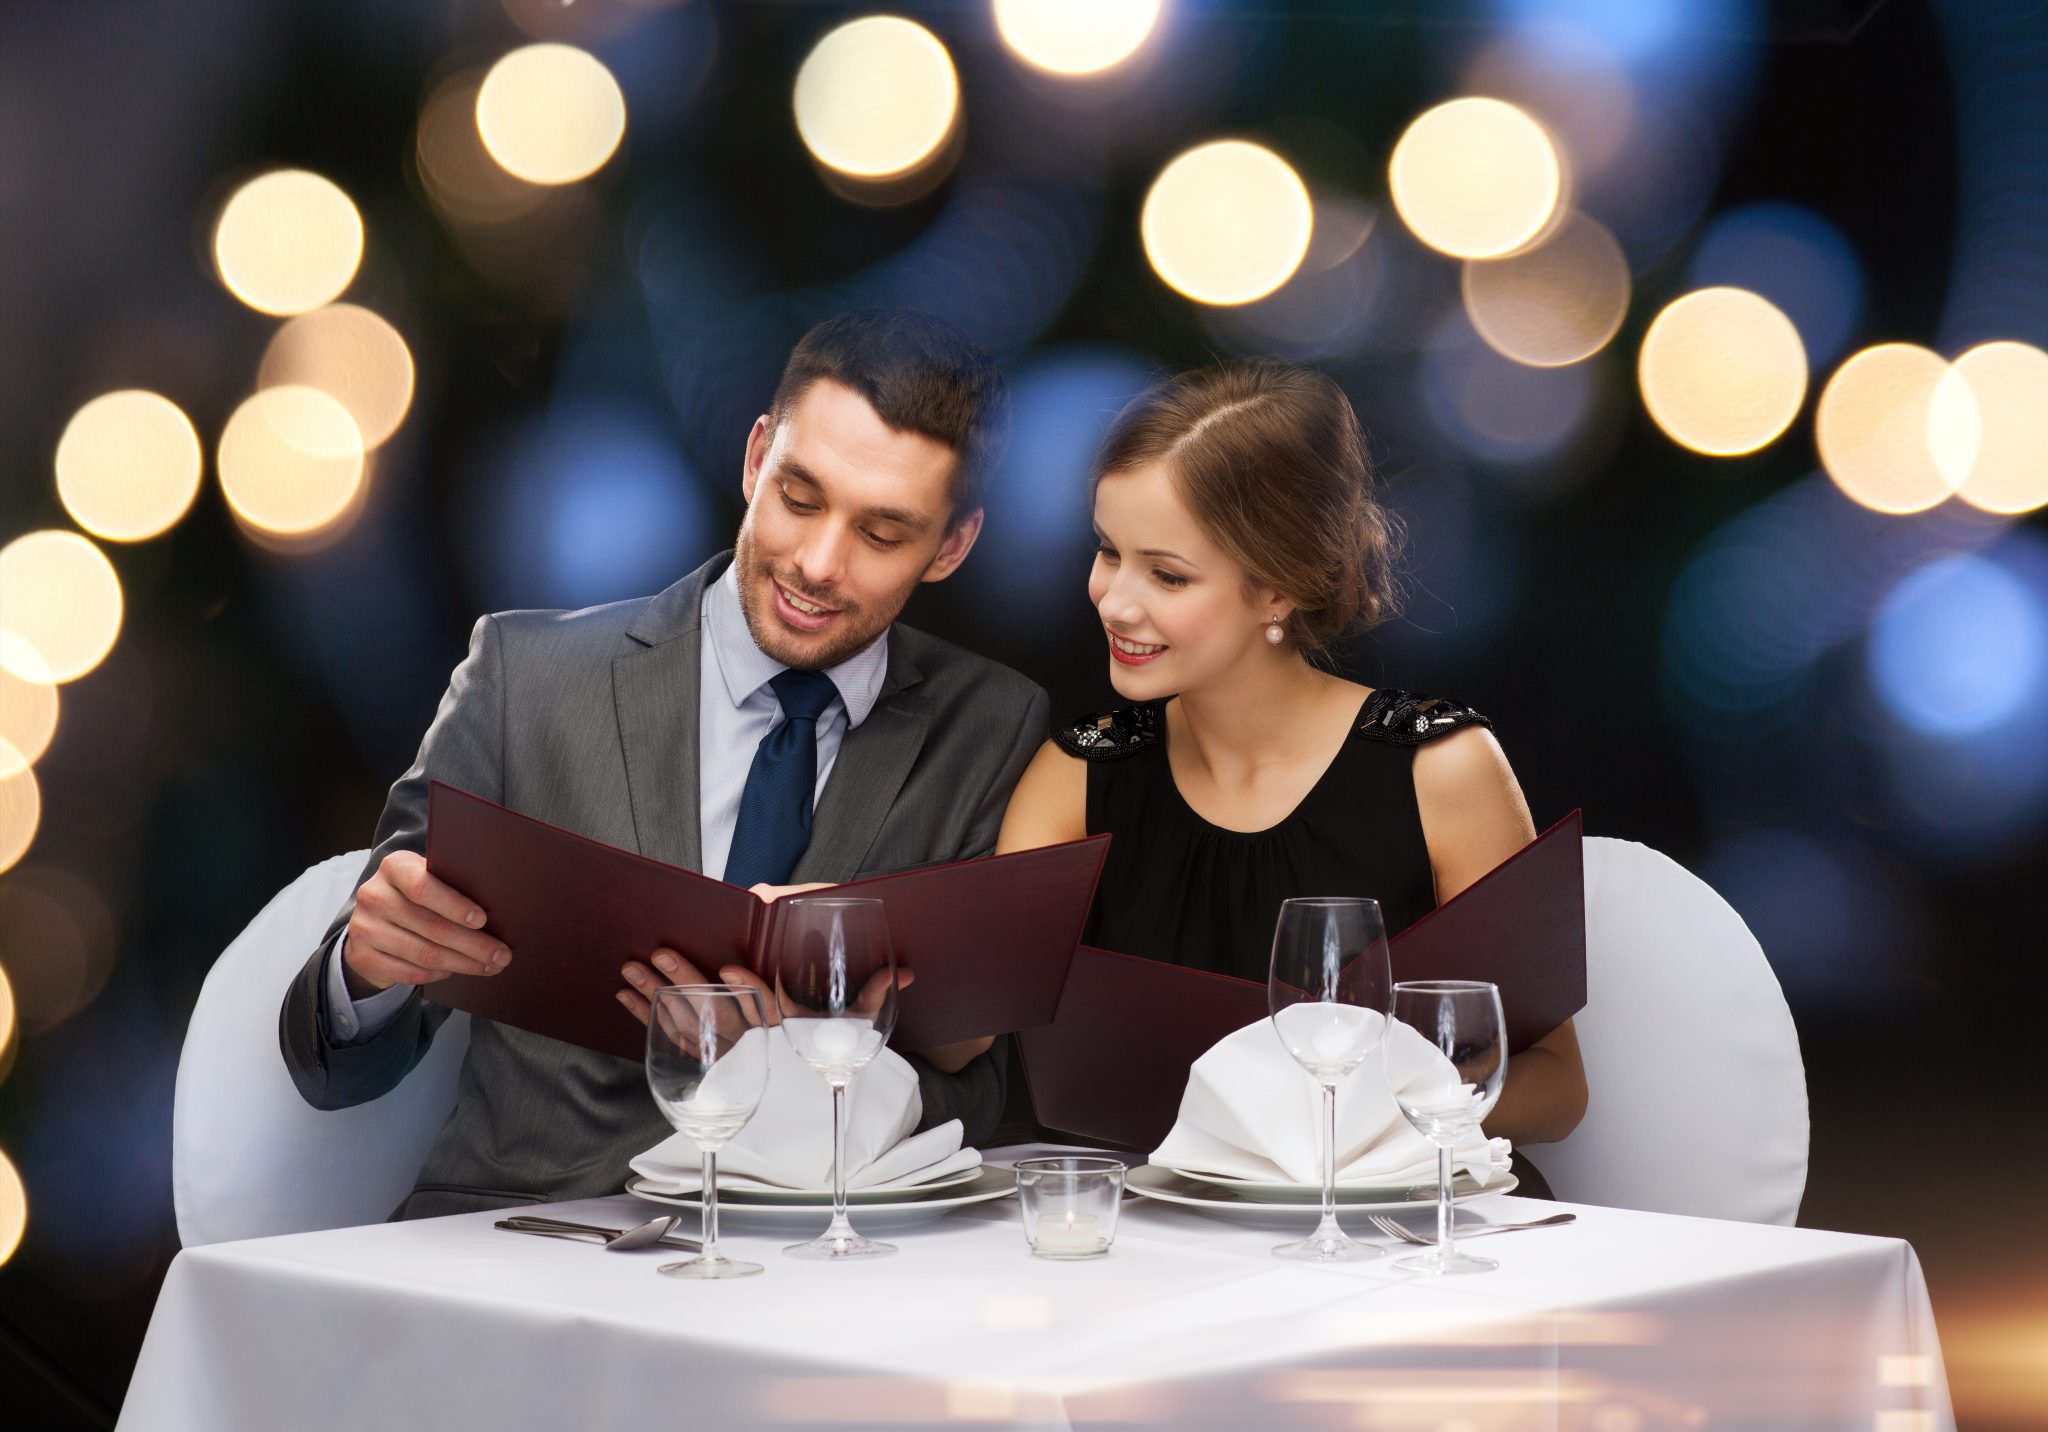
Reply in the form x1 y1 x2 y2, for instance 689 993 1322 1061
994 739 1088 854
1412 726 1588 1145
915 743 1088 1074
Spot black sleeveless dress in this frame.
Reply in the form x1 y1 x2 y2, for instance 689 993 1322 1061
1035 687 1556 1198
1058 688 1487 980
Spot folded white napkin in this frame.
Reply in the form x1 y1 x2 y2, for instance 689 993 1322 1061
1150 1017 1513 1188
630 1026 981 1193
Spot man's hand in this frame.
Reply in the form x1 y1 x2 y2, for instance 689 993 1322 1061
748 881 836 901
617 949 915 1028
619 950 784 1028
342 850 508 997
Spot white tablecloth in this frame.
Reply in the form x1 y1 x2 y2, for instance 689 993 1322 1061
119 1160 1953 1431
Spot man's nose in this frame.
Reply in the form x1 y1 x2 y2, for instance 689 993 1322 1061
790 521 851 591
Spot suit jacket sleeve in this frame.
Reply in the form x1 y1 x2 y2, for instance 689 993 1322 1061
904 681 1051 1144
278 615 507 1111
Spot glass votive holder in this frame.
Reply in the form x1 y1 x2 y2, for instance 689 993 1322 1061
1014 1156 1125 1260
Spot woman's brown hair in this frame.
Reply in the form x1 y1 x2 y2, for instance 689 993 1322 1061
1091 359 1402 660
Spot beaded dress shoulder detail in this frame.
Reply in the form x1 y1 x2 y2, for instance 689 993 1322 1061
1052 703 1162 761
1354 688 1492 747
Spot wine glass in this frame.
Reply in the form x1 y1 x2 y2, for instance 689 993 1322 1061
1266 897 1394 1262
768 896 901 1260
644 984 771 1279
1390 980 1507 1275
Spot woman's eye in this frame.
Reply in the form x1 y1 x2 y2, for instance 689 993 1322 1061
1153 569 1189 589
1095 545 1118 561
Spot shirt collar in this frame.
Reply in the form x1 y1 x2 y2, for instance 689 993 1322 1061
703 560 889 728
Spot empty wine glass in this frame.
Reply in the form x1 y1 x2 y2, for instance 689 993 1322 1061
1267 897 1394 1262
644 984 771 1279
769 897 900 1261
1391 980 1507 1275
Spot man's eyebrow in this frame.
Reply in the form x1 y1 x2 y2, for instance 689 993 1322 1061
776 457 933 532
863 504 932 532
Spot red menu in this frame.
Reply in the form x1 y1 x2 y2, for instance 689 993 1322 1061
1016 810 1587 1149
421 782 1111 1062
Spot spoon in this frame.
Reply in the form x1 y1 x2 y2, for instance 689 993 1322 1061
495 1214 692 1251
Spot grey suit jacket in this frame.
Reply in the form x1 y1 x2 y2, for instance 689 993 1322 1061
279 554 1049 1220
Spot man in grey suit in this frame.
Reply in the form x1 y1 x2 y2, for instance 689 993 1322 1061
280 310 1046 1220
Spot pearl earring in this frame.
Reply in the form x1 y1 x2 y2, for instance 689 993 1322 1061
1265 615 1284 646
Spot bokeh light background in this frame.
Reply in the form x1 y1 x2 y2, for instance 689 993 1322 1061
1 1 2045 1425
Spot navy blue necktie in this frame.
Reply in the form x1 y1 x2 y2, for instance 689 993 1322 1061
723 668 841 888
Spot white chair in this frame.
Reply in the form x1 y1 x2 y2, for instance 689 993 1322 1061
1535 837 1809 1226
172 851 471 1246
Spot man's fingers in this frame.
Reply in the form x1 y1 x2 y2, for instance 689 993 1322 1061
380 897 509 969
354 914 494 980
718 965 777 1026
382 850 488 932
647 948 709 986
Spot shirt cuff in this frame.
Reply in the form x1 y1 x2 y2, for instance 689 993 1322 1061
324 930 413 1045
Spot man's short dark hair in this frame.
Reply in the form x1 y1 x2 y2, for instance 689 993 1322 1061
769 310 1008 523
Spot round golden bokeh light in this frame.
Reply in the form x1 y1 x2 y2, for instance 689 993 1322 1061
259 305 417 450
793 16 959 179
0 746 38 877
217 386 367 537
1638 287 1808 457
0 1148 22 1267
0 961 16 1079
1461 210 1631 367
0 532 124 685
993 0 1162 77
476 43 628 185
1141 140 1314 306
1948 340 2048 515
1389 97 1563 260
54 390 204 543
213 170 364 316
1817 343 1980 515
0 634 57 777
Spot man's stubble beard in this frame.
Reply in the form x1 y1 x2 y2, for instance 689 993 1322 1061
732 522 901 672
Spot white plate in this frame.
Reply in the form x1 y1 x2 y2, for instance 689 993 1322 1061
1127 1163 1515 1214
631 1162 984 1206
625 1167 1017 1228
1166 1164 1493 1203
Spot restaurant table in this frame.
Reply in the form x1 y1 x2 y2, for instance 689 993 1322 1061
119 1160 1953 1431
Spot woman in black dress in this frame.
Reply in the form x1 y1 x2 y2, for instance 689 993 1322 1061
996 359 1587 1174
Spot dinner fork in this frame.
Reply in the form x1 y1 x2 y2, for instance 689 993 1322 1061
496 1215 701 1252
1367 1211 1576 1245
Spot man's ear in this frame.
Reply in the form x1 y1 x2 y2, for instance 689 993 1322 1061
921 506 984 584
741 415 773 505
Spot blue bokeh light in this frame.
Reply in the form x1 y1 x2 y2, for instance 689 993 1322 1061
1421 317 1596 468
465 403 714 613
1489 0 1754 64
1698 828 1916 1009
1869 553 2046 738
1688 202 1865 368
972 345 1158 615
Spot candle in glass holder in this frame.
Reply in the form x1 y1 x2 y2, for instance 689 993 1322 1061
1015 1157 1122 1260
1032 1211 1101 1255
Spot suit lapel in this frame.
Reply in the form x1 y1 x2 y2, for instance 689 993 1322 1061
791 635 928 882
612 555 726 872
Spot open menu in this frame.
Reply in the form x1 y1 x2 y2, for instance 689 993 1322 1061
421 781 1112 1062
1016 810 1587 1149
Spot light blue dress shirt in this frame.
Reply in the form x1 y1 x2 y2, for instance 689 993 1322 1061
325 562 891 1042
